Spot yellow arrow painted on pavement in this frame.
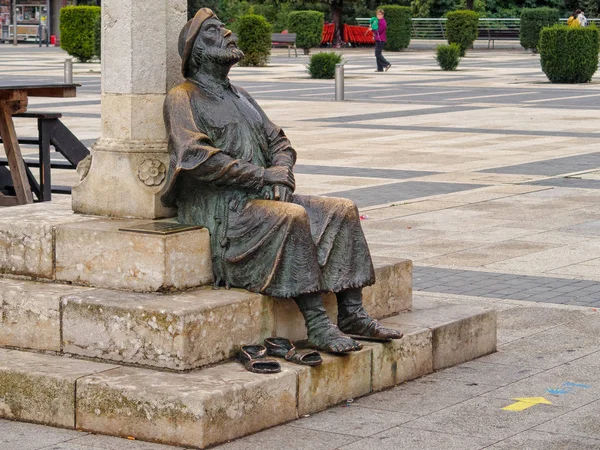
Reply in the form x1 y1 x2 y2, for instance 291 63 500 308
503 397 552 411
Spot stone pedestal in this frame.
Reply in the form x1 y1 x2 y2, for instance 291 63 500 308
72 0 186 219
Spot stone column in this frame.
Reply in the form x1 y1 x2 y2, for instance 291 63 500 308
72 0 186 219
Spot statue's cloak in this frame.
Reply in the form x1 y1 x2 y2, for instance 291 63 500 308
160 79 374 298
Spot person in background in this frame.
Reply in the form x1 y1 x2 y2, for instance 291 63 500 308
373 8 391 72
568 10 582 27
578 10 588 27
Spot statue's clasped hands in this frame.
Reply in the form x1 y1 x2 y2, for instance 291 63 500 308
263 166 295 202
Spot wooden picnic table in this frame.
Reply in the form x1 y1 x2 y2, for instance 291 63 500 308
0 83 78 206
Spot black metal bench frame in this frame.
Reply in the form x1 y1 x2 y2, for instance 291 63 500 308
271 33 298 57
0 112 89 201
477 28 520 48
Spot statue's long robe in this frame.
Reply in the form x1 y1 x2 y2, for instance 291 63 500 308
161 78 375 298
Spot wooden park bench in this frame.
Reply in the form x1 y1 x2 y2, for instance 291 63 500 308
477 26 520 49
0 111 89 202
271 33 297 57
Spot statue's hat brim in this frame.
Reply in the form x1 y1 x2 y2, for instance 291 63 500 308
179 8 216 77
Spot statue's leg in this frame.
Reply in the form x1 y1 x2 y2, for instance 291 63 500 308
337 288 403 340
295 292 362 353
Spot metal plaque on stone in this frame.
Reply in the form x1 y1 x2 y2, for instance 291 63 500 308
119 221 202 235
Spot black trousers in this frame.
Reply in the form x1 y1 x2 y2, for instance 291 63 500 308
375 41 390 71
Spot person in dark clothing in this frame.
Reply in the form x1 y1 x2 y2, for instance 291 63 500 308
374 9 391 72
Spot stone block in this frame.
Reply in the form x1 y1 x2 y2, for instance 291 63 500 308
364 259 412 317
0 199 94 279
62 287 273 370
55 218 211 291
288 347 373 416
76 363 298 448
0 278 92 352
367 324 433 392
0 349 118 428
385 300 497 371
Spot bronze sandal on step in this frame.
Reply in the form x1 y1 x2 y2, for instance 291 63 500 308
265 337 323 366
238 345 281 374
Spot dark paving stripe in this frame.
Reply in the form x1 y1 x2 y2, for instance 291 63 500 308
306 105 489 123
29 100 101 108
525 177 600 190
294 164 438 179
324 181 486 207
414 266 600 306
334 123 600 139
481 152 600 176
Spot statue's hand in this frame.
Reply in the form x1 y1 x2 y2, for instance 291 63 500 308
273 185 293 202
264 166 295 190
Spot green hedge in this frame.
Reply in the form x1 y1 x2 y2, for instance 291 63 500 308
436 43 461 70
236 14 272 67
308 52 343 79
377 5 412 51
520 8 559 51
288 10 323 55
446 10 479 57
60 6 101 62
539 25 599 83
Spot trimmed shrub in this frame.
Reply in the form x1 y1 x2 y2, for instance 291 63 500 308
308 52 343 79
539 25 599 83
60 6 101 62
446 10 479 57
93 12 101 61
236 14 272 67
377 5 412 51
288 10 324 55
520 8 559 51
436 43 461 70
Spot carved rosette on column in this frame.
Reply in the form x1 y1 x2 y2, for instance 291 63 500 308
72 0 186 219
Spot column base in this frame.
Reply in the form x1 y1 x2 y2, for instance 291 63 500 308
72 140 175 219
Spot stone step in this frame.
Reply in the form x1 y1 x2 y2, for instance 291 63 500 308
0 200 213 291
0 259 412 370
0 298 497 449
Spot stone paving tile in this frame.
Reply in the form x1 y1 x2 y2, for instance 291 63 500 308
400 396 569 441
289 406 416 437
355 377 497 416
535 399 600 440
294 164 438 180
0 420 85 450
325 181 488 208
213 424 359 450
477 326 600 369
527 177 600 190
481 152 600 176
413 266 600 304
338 427 495 450
486 430 600 450
483 363 600 409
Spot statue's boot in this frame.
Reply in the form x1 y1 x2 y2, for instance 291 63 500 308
337 288 404 340
295 293 362 353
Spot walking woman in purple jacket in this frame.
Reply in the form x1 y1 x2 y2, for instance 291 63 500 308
374 9 391 72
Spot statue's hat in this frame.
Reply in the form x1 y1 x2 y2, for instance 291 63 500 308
179 8 216 77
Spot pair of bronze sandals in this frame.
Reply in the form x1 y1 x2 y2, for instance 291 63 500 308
239 337 323 374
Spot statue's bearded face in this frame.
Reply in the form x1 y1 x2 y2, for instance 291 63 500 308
191 18 244 70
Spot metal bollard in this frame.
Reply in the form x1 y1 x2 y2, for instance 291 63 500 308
64 58 73 84
335 64 344 101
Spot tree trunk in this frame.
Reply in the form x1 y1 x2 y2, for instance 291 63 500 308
466 0 474 9
331 0 343 47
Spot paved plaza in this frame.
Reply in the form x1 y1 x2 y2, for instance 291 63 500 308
2 43 600 449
